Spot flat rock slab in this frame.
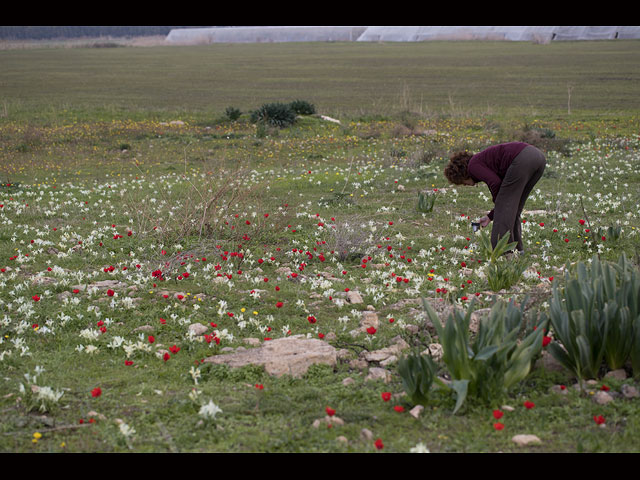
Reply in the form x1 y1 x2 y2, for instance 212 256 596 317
203 335 337 378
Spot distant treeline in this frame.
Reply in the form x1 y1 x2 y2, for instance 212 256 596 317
0 26 216 40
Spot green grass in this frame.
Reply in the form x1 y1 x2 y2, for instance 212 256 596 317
1 41 640 453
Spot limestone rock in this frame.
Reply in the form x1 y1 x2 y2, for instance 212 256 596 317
512 434 541 446
360 311 379 329
365 367 391 383
188 323 209 336
604 369 628 381
622 384 639 399
593 391 614 405
203 335 337 378
409 405 424 419
346 291 363 304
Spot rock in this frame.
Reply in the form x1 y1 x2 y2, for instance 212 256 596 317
605 369 628 381
511 434 541 446
362 339 409 363
622 384 639 399
360 428 374 441
342 377 355 386
425 343 443 361
336 436 349 444
203 335 337 378
550 384 569 395
132 325 154 333
537 350 567 373
409 405 424 419
593 391 614 405
242 337 262 346
469 308 492 333
188 323 208 336
365 367 391 383
360 311 379 329
346 291 363 304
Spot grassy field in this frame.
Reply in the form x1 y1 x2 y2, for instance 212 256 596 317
1 40 640 453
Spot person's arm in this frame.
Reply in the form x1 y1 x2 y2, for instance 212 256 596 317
467 161 501 222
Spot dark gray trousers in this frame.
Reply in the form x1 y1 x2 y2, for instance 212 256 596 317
491 145 546 251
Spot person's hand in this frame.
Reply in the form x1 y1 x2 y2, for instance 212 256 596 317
479 215 491 227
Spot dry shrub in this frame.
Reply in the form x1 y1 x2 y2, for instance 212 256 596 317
326 216 372 262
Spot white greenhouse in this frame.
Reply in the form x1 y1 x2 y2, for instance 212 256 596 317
166 26 640 45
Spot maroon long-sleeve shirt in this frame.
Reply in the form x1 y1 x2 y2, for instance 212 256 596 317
467 142 530 220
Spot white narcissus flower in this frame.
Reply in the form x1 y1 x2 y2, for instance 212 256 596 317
199 400 222 420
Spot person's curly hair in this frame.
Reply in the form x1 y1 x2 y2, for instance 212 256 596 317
444 151 474 184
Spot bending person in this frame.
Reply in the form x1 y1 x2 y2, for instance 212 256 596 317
444 142 546 253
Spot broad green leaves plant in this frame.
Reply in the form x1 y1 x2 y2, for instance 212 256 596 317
422 297 547 414
416 191 436 213
478 231 528 292
547 253 640 381
397 350 443 406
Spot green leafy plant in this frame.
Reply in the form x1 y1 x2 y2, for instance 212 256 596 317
250 102 297 128
224 106 242 121
422 297 547 414
416 191 436 213
288 99 316 115
397 350 442 406
547 254 640 382
478 231 528 291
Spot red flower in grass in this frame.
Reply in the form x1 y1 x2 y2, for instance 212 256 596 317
307 315 317 324
276 301 283 308
366 326 377 335
32 295 40 302
106 289 115 297
523 401 535 409
493 422 505 431
381 392 392 402
124 360 133 366
393 405 405 413
593 415 606 425
542 336 552 347
163 352 170 362
148 335 155 344
169 345 180 354
325 406 336 417
91 387 102 398
493 409 503 420
374 438 384 450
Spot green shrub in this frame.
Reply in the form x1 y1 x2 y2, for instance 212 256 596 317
397 350 441 406
224 106 242 121
547 253 640 381
250 102 297 128
478 231 528 292
416 191 436 213
423 297 547 414
289 99 316 115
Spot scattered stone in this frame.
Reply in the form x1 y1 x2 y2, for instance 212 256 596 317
242 337 261 346
31 276 57 285
605 369 628 381
346 291 364 304
349 358 368 370
512 434 541 446
501 405 515 412
336 436 349 444
405 324 420 334
325 332 337 341
342 377 355 386
622 384 639 399
469 308 492 333
47 247 60 255
203 335 337 378
409 405 424 419
537 350 567 373
550 384 569 395
360 428 374 441
188 323 208 336
365 367 391 383
593 391 614 405
133 325 154 333
360 311 379 329
425 343 443 362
